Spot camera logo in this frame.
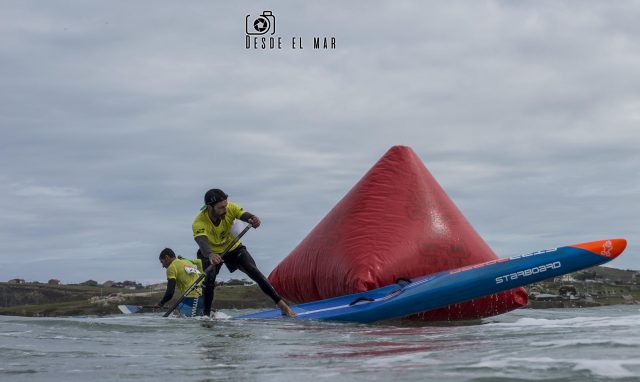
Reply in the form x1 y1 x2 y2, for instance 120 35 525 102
246 11 276 35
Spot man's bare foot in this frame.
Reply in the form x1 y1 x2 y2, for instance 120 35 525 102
277 300 297 317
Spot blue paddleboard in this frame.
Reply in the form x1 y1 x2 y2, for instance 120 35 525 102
237 239 627 323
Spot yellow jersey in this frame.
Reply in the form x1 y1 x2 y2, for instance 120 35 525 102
192 201 245 254
166 258 202 298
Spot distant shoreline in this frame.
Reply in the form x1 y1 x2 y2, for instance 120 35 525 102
2 266 639 317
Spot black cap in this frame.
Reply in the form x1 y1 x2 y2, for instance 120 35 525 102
204 188 228 206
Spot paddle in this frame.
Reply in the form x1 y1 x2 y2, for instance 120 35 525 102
163 224 252 317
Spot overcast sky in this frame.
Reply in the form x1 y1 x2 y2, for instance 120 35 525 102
1 1 638 284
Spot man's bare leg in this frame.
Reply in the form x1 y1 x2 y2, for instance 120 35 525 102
277 300 297 317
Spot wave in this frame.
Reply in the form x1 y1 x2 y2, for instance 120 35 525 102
530 338 638 348
486 313 640 329
469 356 640 378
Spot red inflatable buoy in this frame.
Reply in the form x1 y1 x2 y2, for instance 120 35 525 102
269 145 527 321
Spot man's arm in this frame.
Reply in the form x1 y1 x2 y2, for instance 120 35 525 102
157 279 176 307
240 212 261 228
195 235 222 265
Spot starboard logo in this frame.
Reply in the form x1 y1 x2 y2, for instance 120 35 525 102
245 10 336 50
495 262 562 284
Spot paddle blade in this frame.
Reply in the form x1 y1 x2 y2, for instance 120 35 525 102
118 305 142 314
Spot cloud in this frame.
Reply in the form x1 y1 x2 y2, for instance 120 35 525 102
0 1 638 283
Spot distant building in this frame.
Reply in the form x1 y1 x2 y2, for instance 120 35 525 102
48 279 60 285
530 293 561 301
8 278 25 284
102 280 116 288
559 285 578 296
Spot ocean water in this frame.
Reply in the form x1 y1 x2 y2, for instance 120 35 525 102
1 306 639 382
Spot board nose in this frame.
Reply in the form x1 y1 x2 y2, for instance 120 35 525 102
570 239 627 259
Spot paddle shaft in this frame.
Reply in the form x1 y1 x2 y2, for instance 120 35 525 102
163 224 252 317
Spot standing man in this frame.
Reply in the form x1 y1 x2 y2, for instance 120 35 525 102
156 248 204 317
193 188 296 317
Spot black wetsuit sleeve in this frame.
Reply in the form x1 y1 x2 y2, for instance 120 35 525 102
159 279 176 306
239 212 255 222
195 236 212 256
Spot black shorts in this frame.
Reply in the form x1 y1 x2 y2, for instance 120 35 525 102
223 245 252 273
202 245 252 274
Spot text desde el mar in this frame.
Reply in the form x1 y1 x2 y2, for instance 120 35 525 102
246 36 336 50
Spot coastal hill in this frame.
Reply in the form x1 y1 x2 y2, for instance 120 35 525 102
527 266 640 308
1 266 639 317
